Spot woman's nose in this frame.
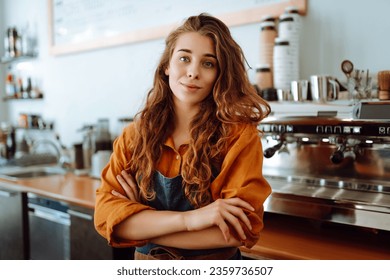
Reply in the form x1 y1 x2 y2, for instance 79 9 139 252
187 64 199 79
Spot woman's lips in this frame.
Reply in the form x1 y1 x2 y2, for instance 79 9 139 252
182 83 201 91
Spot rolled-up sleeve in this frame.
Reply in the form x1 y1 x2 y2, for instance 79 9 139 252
210 124 272 248
94 123 154 247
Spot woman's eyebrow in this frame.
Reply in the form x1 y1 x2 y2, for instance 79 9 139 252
177 48 217 59
177 48 191 53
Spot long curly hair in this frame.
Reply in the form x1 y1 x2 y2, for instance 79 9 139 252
128 13 270 208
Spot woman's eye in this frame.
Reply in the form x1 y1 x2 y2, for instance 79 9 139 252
179 56 190 62
203 61 215 68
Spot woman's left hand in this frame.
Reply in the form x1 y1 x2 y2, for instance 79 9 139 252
112 170 139 202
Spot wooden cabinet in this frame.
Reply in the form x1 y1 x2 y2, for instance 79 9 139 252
68 205 134 260
0 187 28 259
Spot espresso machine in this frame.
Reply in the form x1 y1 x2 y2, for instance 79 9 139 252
260 114 390 232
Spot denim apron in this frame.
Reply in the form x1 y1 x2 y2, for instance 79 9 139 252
135 171 241 259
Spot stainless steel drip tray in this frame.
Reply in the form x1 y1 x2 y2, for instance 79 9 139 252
264 175 390 231
266 176 390 212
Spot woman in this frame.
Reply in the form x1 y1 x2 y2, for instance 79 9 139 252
94 13 271 260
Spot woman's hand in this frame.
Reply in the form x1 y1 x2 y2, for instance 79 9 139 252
112 170 139 202
183 198 254 243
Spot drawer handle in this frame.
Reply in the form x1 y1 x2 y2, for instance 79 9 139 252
67 209 93 220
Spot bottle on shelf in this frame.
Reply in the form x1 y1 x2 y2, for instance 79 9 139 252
25 77 33 98
3 71 43 100
5 73 17 98
16 77 26 98
6 27 22 58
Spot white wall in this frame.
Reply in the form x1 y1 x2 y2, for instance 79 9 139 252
0 0 7 122
1 0 389 146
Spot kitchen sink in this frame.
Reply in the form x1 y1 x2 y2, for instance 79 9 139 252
0 165 67 181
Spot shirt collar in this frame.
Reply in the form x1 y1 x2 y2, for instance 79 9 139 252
163 135 189 153
164 135 176 150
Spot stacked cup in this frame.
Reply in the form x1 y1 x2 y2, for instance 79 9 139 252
258 15 277 91
273 7 302 94
259 21 277 76
273 38 292 92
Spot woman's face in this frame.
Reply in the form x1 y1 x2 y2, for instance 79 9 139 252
165 32 218 109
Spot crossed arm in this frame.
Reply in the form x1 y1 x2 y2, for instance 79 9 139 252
111 170 254 250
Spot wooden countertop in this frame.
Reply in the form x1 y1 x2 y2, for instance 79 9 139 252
241 213 390 260
1 172 389 259
0 172 100 209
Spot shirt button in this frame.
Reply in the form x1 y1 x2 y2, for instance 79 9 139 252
176 155 180 160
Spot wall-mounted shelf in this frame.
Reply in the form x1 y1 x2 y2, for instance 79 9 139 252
2 95 43 101
0 54 37 64
1 53 42 101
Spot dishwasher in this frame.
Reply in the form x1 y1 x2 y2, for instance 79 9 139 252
27 193 70 260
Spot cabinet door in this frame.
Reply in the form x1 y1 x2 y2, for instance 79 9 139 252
68 205 133 260
0 188 28 260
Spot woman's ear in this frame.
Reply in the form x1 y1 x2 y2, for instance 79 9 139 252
164 67 169 76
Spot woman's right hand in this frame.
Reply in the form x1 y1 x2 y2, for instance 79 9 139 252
182 198 254 243
112 170 140 202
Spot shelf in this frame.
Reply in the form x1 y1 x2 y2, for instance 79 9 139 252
2 95 43 101
0 54 37 64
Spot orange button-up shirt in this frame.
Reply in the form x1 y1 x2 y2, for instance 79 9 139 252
94 122 271 249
